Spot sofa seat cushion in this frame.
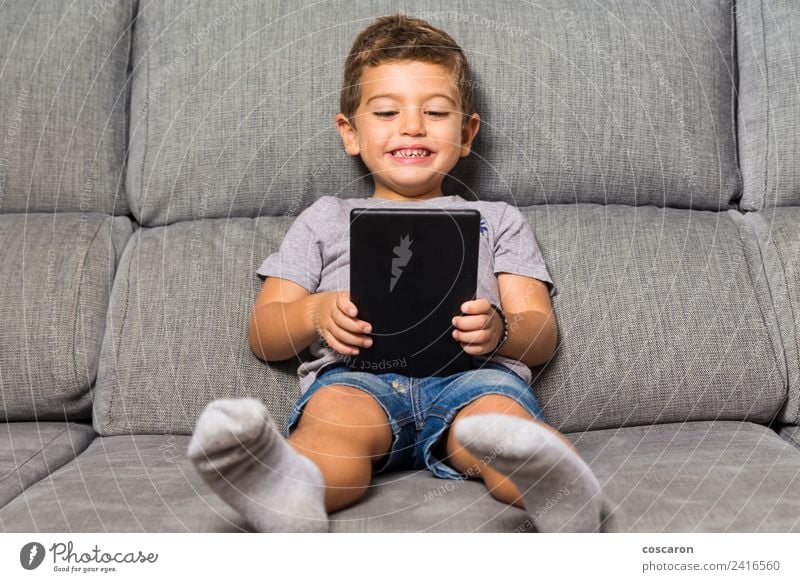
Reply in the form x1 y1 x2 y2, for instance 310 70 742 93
0 214 134 421
0 435 245 532
0 435 528 532
581 420 800 532
3 421 800 532
0 422 95 509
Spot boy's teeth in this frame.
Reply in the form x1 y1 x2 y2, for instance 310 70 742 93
393 149 430 157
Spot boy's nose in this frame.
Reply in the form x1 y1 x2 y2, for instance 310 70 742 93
400 108 425 135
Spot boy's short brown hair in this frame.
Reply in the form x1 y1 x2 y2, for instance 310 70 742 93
340 13 476 127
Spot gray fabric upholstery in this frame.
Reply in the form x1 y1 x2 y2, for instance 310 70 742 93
4 421 797 532
0 214 133 420
0 435 245 532
0 435 528 532
0 0 132 215
93 207 784 436
741 208 800 424
0 422 95 509
527 206 783 432
580 420 800 532
93 218 302 436
777 424 800 450
128 0 739 226
736 0 800 209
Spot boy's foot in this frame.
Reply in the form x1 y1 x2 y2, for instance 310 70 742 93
188 398 329 533
454 413 610 533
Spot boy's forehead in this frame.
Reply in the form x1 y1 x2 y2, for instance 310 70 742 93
359 61 457 101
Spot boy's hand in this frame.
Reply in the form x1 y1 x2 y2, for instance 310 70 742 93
451 298 504 356
311 291 373 357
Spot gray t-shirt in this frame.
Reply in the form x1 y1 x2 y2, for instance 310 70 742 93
257 195 557 394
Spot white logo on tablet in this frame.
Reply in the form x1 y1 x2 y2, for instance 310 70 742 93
390 234 413 292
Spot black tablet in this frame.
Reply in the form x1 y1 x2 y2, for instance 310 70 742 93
348 207 480 377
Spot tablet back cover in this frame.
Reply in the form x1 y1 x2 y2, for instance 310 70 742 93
349 208 479 377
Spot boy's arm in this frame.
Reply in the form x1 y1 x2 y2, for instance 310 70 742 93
248 277 322 361
495 272 558 367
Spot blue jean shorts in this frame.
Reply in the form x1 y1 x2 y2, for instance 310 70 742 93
283 360 546 480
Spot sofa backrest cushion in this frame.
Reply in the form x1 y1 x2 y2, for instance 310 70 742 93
0 0 133 216
736 0 800 209
0 214 133 420
92 217 300 435
128 0 741 226
92 208 786 434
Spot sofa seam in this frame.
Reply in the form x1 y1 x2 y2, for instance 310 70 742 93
736 212 784 414
73 217 111 402
758 0 770 210
0 426 70 486
135 0 149 224
104 230 135 433
780 428 800 450
770 224 800 423
730 0 744 206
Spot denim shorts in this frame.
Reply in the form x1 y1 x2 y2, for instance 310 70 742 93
283 360 546 480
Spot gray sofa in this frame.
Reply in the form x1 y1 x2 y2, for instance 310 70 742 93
1 0 799 533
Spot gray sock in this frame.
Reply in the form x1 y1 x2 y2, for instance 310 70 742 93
187 398 329 533
454 413 611 533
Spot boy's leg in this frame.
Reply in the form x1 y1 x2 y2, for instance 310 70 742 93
435 394 536 507
287 384 393 513
188 387 392 532
439 394 607 532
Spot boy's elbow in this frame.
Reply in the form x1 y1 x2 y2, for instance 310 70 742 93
248 311 280 361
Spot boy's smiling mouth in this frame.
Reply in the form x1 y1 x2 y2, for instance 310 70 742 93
386 146 436 164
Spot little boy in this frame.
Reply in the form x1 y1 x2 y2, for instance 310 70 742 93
188 13 609 533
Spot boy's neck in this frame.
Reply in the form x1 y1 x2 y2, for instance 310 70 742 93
371 185 444 202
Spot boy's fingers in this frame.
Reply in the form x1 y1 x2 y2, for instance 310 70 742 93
453 328 492 344
452 314 491 331
330 326 372 352
331 306 372 334
336 293 357 317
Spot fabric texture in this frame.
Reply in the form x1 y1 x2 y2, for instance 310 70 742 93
0 422 95 509
573 420 800 532
0 0 132 215
529 205 784 433
0 214 133 420
0 434 530 533
736 0 800 209
256 194 556 394
128 0 739 226
741 208 800 424
777 424 800 450
93 218 304 436
4 421 798 532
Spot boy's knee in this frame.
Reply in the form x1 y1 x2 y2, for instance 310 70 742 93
297 384 392 451
454 394 534 422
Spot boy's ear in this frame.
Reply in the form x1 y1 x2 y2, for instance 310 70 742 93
459 113 481 158
335 113 361 156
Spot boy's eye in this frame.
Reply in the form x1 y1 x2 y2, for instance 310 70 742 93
373 111 450 118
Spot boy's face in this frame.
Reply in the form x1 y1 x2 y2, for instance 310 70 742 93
335 60 480 201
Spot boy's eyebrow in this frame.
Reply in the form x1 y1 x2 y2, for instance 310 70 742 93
365 92 457 106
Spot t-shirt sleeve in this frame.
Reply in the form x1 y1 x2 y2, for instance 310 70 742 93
493 204 557 298
256 207 322 294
